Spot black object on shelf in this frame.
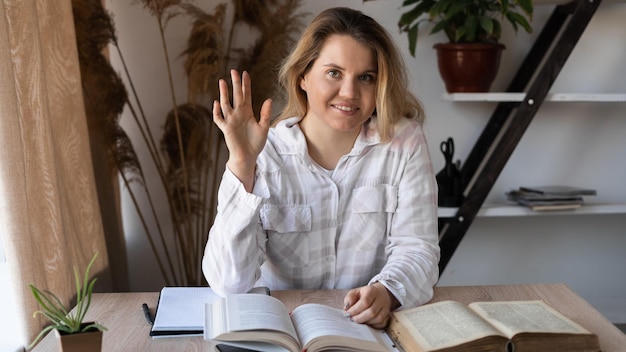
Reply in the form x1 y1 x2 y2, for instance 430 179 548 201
436 137 464 207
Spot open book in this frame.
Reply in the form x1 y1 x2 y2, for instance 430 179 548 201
387 300 600 352
204 294 395 352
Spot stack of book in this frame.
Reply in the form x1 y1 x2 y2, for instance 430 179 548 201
506 185 597 211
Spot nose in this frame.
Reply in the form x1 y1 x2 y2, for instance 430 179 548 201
339 77 359 99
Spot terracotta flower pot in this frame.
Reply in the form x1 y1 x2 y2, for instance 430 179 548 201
433 42 505 93
54 325 103 352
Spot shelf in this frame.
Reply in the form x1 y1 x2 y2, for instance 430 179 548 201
438 203 626 218
534 0 626 3
443 93 626 103
437 0 624 273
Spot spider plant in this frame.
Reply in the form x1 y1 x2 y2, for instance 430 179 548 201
28 253 107 349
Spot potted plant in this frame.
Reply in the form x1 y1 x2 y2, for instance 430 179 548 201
397 0 534 92
28 253 107 351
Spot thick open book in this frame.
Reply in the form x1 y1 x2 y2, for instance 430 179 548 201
387 300 600 352
204 293 395 352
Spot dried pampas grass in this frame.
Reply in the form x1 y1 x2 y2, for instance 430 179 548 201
73 0 305 286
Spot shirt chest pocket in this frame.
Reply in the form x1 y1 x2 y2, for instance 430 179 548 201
351 184 398 251
260 204 312 267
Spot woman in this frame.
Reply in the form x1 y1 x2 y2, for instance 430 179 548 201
203 7 439 328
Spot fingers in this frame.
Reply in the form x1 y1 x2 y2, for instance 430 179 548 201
343 285 392 329
215 69 263 117
212 100 224 127
241 71 252 107
259 98 273 129
344 289 359 311
231 69 244 108
217 69 244 118
213 70 271 142
218 78 232 117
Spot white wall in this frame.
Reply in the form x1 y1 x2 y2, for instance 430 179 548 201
106 0 626 322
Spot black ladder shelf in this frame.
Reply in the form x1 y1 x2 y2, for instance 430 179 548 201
438 0 604 274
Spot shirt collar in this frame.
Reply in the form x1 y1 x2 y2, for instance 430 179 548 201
273 116 382 156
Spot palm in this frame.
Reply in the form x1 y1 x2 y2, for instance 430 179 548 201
213 70 272 164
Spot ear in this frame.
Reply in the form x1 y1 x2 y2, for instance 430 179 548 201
299 75 307 92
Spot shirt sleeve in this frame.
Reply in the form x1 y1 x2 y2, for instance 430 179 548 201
369 125 440 308
202 167 267 296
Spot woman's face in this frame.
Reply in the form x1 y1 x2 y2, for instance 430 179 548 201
299 34 377 134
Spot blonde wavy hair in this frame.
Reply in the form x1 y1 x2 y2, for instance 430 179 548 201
274 7 424 141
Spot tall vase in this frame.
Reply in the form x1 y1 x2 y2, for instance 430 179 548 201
433 42 505 93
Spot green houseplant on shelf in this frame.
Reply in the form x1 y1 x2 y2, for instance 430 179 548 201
396 0 534 92
28 253 107 351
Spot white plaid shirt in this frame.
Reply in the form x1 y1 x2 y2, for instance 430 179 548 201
203 116 440 308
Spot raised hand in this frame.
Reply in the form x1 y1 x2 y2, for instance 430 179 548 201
213 69 272 192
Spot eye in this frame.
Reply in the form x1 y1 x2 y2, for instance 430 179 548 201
327 69 341 79
360 73 376 83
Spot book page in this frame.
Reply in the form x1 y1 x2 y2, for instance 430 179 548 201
392 300 504 350
290 303 383 347
222 294 299 342
469 300 592 338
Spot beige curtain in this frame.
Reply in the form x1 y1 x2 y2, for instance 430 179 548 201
0 0 112 348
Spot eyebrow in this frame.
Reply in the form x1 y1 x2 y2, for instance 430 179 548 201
322 63 378 74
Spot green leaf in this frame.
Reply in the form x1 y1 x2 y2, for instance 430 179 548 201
29 286 51 314
31 287 68 321
492 19 503 39
399 0 435 30
407 24 418 57
454 27 467 42
55 325 74 334
478 16 494 35
82 323 108 333
507 12 533 33
78 278 97 324
430 20 447 35
445 2 465 20
27 325 56 349
429 0 449 19
517 0 534 18
399 6 423 30
501 0 510 13
75 254 99 328
463 15 478 42
48 290 69 317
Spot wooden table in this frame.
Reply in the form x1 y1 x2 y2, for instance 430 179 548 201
31 283 625 351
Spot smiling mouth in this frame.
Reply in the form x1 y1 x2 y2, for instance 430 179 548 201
333 105 358 112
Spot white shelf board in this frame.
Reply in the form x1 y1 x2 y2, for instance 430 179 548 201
443 93 626 102
534 0 626 3
438 203 626 218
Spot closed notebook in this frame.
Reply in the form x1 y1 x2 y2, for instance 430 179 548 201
519 185 597 196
